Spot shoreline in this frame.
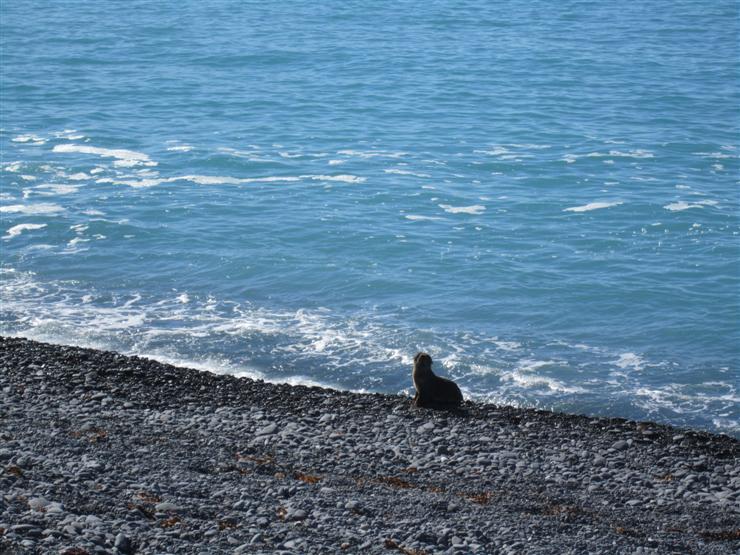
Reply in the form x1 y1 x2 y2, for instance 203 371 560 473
1 336 738 554
3 333 735 439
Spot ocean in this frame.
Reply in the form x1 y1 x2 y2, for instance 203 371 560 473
1 0 738 436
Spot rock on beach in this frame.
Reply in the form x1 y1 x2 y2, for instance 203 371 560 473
0 336 738 554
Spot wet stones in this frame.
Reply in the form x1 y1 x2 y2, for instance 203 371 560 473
0 336 738 555
114 532 133 554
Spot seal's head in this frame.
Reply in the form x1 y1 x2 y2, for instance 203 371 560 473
413 352 433 376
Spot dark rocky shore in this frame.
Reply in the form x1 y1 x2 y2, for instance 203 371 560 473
1 336 738 555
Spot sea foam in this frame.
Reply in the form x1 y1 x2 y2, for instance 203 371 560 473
53 144 156 167
663 200 718 212
384 168 431 178
0 203 64 215
106 174 363 187
12 134 46 145
438 204 486 215
3 223 47 239
563 201 622 212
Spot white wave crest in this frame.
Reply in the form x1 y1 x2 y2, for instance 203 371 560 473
53 144 156 167
492 340 522 352
3 162 23 172
0 203 64 215
33 184 79 196
501 367 585 394
384 168 430 178
614 352 646 371
52 130 85 140
305 174 365 183
563 201 622 213
3 223 47 239
336 149 406 159
663 200 718 212
692 151 735 159
563 150 653 163
12 134 46 145
438 204 486 215
474 147 510 156
105 173 363 188
405 214 442 221
178 175 245 185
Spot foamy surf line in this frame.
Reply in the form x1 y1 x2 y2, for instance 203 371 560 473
0 330 364 397
563 201 623 213
52 143 157 167
3 313 738 437
0 203 64 215
3 319 737 437
3 223 47 240
95 174 366 188
438 204 487 215
2 335 738 440
1 269 737 436
664 200 719 212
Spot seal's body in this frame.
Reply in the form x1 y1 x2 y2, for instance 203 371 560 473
412 352 463 408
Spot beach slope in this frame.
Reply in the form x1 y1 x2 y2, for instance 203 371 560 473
0 336 738 554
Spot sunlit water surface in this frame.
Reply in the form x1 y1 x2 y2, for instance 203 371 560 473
1 1 738 435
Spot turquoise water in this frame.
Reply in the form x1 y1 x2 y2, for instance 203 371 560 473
1 1 738 435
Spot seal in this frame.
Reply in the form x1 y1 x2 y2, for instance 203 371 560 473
412 352 463 408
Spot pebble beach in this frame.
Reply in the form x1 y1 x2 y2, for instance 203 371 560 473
1 336 738 554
